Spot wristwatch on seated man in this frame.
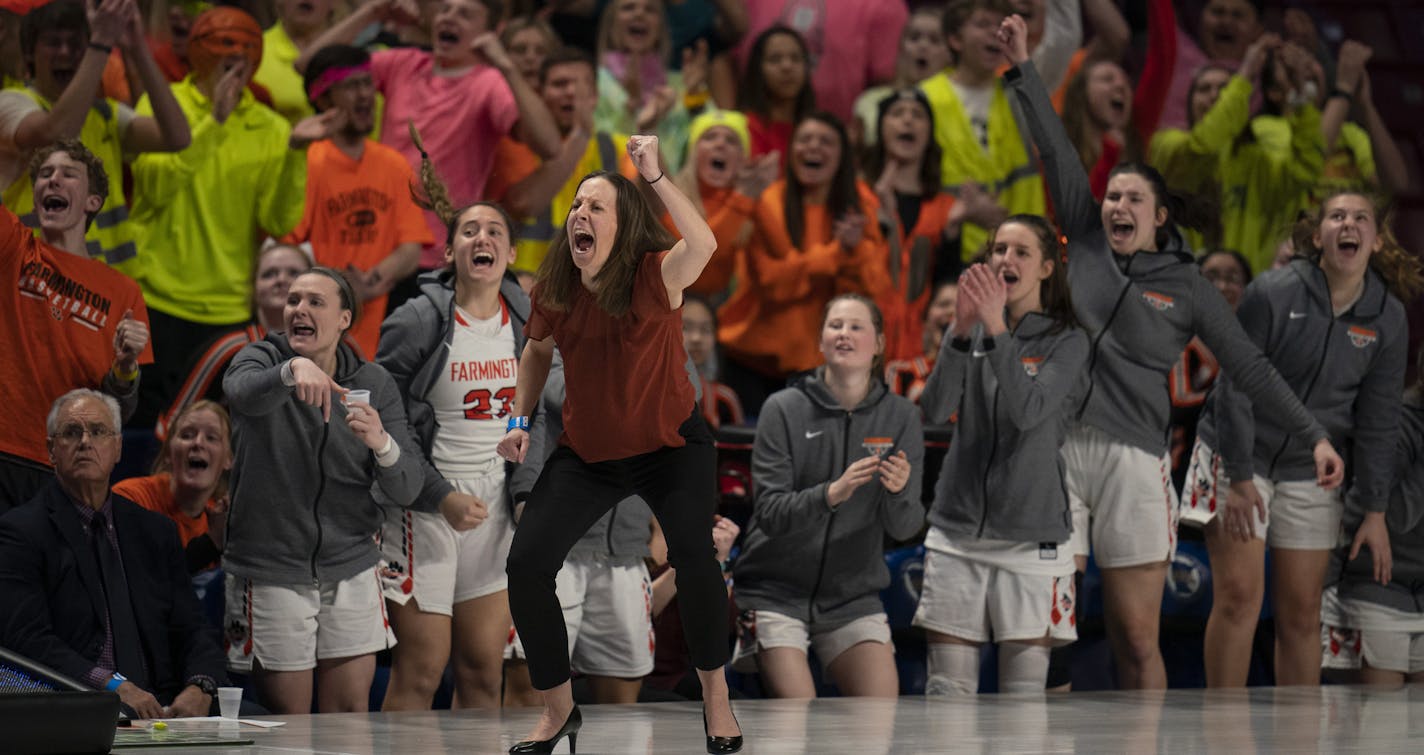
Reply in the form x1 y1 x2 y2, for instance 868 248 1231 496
187 675 218 699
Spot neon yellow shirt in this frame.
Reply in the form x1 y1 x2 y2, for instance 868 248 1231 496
921 69 1045 259
131 78 307 324
253 23 314 124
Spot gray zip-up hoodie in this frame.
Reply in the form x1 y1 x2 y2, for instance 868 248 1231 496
1201 258 1406 511
734 370 925 627
1004 61 1327 455
1332 400 1424 612
375 270 530 515
921 314 1088 543
222 334 423 585
507 353 659 564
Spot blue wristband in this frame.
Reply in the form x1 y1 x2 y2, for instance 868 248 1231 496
507 416 529 432
106 672 126 691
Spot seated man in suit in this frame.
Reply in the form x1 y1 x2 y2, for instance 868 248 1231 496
0 389 227 719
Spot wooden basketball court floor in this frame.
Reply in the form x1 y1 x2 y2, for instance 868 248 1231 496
114 685 1423 754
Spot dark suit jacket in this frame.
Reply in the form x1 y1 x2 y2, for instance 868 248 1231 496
0 481 227 701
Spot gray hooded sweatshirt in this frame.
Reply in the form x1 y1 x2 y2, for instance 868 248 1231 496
734 370 925 627
222 334 423 585
1333 400 1424 613
1004 61 1327 455
921 314 1088 543
1201 258 1406 511
375 269 531 514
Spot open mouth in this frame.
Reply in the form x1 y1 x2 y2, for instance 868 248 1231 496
1337 239 1360 255
894 131 918 145
471 250 495 268
710 158 727 171
296 0 315 13
834 342 855 354
1002 270 1020 285
291 323 316 338
1110 97 1127 115
1110 222 1135 244
626 22 652 42
436 26 460 46
985 43 1002 58
185 456 211 471
40 194 70 212
572 230 595 254
800 158 825 171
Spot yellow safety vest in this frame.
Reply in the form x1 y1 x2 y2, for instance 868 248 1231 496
1 88 141 276
921 71 1046 260
514 132 622 272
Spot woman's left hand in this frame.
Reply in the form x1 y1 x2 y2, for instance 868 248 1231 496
1349 511 1393 585
345 401 389 451
627 134 663 182
878 450 911 494
833 211 866 248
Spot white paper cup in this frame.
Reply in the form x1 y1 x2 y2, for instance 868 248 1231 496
218 687 242 719
344 389 371 406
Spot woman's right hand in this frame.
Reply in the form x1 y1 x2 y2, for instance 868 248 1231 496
826 455 880 508
950 267 981 339
497 428 530 463
439 491 489 531
1219 479 1265 544
290 357 346 421
1313 438 1344 489
997 14 1031 67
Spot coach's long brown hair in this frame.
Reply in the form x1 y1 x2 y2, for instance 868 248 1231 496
535 171 675 316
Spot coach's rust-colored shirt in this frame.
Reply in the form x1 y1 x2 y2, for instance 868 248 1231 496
526 250 696 462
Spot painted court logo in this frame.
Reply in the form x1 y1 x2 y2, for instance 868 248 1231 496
1021 356 1043 377
1141 291 1175 311
1347 326 1377 349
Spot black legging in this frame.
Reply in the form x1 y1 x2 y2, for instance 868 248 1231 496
507 411 730 690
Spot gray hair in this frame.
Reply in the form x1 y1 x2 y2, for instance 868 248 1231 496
46 389 122 436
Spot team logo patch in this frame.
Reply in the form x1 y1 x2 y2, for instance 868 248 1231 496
1327 627 1362 657
380 561 413 594
1347 326 1377 349
224 619 251 655
1021 356 1043 377
1141 291 1175 311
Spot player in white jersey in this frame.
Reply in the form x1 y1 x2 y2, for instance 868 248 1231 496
375 135 535 710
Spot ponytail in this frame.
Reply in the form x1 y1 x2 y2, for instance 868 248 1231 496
408 120 518 250
1109 162 1217 250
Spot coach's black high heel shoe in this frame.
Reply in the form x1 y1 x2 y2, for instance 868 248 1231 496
510 706 581 754
703 708 743 754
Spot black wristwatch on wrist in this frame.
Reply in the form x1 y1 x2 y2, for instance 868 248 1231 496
188 675 218 698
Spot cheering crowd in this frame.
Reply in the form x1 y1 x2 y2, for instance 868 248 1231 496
2 0 1422 741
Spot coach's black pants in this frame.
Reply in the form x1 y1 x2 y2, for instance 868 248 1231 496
507 410 729 690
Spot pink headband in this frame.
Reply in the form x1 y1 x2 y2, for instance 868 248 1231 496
307 63 371 102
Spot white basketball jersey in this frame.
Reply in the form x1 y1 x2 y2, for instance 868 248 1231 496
429 301 518 474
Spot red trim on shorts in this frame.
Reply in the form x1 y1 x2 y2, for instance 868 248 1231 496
1159 455 1176 552
375 568 391 630
401 511 415 595
243 578 255 655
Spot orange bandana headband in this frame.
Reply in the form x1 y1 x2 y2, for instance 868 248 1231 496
188 7 263 77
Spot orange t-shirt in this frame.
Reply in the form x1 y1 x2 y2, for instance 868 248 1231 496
525 250 697 462
485 136 540 204
112 473 213 548
1 207 154 465
282 139 435 356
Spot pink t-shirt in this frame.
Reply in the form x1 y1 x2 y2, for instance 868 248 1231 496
371 48 519 268
736 0 906 122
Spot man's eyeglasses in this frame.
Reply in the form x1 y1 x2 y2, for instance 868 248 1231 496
51 424 119 444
